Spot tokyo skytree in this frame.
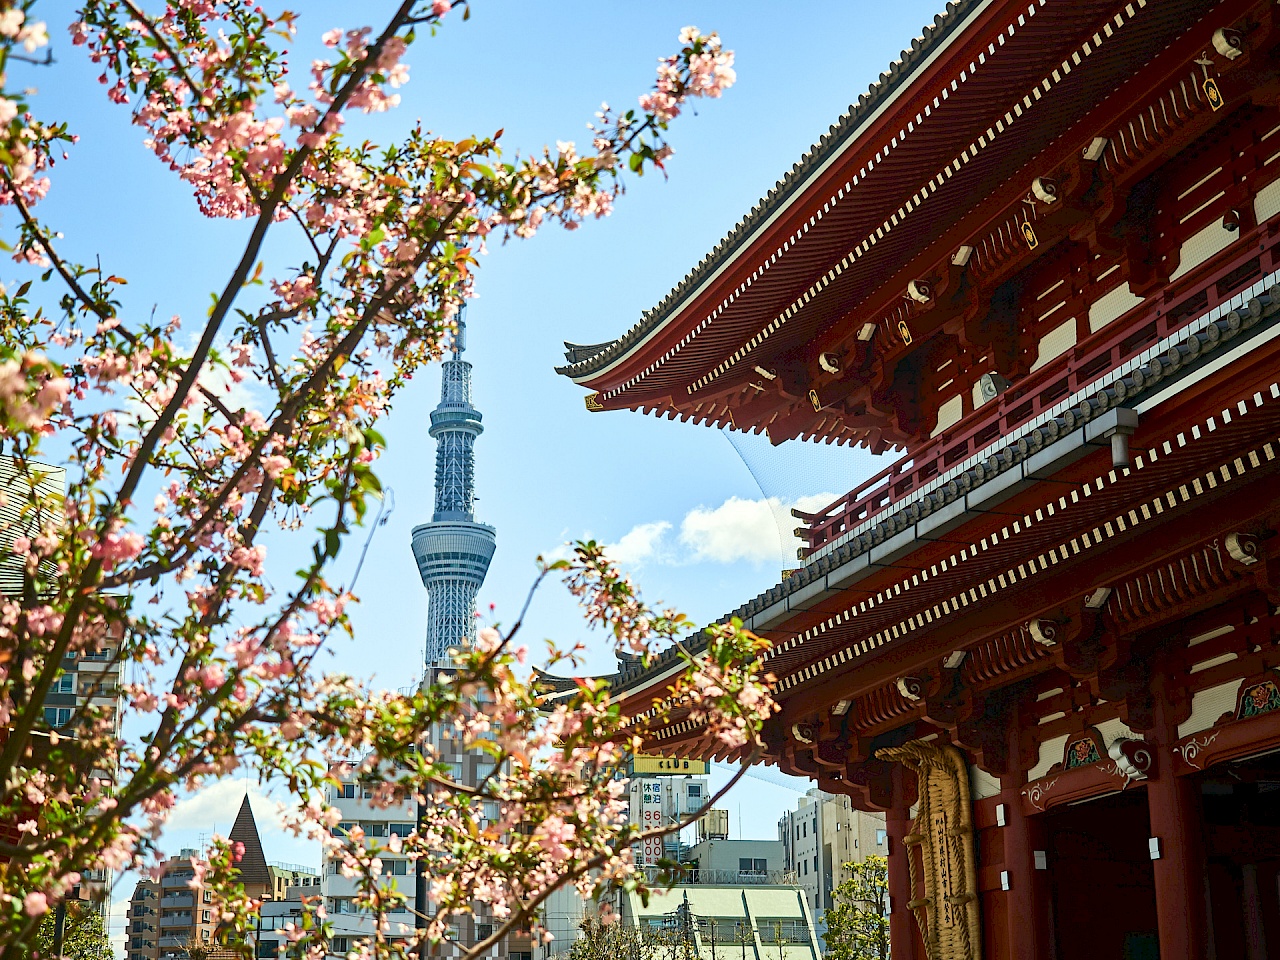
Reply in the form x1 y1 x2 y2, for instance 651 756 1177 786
410 317 497 667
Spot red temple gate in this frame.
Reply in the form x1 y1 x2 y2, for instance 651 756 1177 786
551 1 1280 957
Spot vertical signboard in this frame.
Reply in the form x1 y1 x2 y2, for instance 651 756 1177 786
637 779 664 866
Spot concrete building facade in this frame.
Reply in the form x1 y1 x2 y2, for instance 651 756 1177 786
777 789 886 928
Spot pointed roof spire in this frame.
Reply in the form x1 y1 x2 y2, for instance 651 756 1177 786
227 794 272 892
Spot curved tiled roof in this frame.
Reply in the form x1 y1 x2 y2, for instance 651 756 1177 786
582 281 1280 695
555 0 982 381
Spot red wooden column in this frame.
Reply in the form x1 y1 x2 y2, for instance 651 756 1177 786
1148 671 1209 960
886 765 920 960
999 778 1050 957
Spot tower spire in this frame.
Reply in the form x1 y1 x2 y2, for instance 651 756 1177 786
411 312 497 666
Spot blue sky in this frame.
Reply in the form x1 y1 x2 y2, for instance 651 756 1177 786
22 0 950 947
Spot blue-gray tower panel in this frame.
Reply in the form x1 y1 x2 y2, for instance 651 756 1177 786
413 319 495 666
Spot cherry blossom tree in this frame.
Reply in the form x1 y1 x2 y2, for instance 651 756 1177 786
0 1 771 956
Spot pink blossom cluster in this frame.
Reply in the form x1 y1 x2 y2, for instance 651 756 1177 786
639 28 735 123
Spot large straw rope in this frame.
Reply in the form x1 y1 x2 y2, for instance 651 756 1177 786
876 741 982 960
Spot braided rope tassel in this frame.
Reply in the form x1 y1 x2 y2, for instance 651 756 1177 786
877 740 982 960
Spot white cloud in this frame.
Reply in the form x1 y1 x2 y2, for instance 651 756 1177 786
679 496 780 564
604 492 840 569
166 777 284 835
604 520 671 566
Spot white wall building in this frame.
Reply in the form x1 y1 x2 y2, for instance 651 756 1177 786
320 775 420 955
776 789 886 931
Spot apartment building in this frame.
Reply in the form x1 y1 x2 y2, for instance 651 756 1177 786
125 795 281 960
777 789 886 929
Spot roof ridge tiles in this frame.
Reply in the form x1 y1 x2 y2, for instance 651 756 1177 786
555 0 978 380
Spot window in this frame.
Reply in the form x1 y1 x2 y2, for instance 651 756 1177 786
739 858 767 875
876 829 887 847
687 784 703 798
203 891 212 903
53 674 74 694
43 706 71 727
812 855 818 872
386 859 408 876
802 861 808 876
389 823 414 837
802 822 807 838
256 941 278 958
83 648 111 661
334 822 354 836
336 782 356 799
330 939 349 953
475 922 493 942
365 822 387 837
202 910 211 922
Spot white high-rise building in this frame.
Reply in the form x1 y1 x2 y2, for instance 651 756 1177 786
777 789 886 931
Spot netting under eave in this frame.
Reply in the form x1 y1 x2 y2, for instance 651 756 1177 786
720 427 887 570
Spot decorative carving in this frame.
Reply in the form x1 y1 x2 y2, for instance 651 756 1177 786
1173 732 1219 771
1031 178 1058 205
1226 532 1260 566
1237 678 1280 720
1027 619 1058 647
897 677 924 701
791 722 815 745
583 392 604 412
876 741 982 960
1064 734 1101 769
1107 738 1154 784
1022 777 1059 813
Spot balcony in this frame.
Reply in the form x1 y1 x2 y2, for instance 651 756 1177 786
159 913 193 928
796 235 1280 559
161 894 194 908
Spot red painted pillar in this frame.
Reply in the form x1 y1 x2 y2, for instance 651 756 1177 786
886 766 919 960
1149 679 1209 960
998 781 1050 960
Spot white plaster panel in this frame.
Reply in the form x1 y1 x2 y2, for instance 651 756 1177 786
1177 680 1241 739
931 394 965 438
1189 625 1235 648
1190 652 1238 675
1030 318 1076 372
1255 177 1280 225
1093 717 1137 746
970 766 1002 800
1169 221 1238 281
1088 284 1144 332
1027 733 1068 782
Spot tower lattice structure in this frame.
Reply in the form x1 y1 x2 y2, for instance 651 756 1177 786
411 319 496 667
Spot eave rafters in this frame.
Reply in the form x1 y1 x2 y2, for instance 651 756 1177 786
573 0 1279 456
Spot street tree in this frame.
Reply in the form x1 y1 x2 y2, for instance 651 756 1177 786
0 1 771 955
32 902 112 960
821 856 890 960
